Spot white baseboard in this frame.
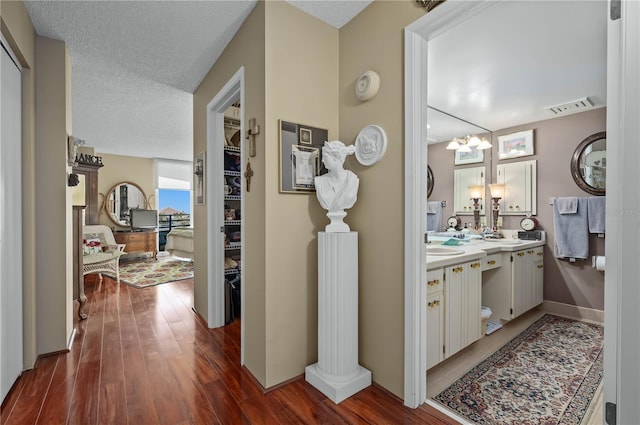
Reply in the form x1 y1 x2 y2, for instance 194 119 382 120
67 327 77 350
541 300 604 324
426 399 474 425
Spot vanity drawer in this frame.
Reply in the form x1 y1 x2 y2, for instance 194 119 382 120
426 268 443 295
482 253 502 271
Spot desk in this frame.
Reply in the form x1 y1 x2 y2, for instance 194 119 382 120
114 230 157 259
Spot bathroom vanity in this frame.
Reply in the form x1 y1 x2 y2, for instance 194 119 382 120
425 235 545 369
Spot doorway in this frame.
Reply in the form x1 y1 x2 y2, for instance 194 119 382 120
404 1 640 422
205 67 245 364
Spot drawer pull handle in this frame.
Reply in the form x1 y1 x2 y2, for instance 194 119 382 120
537 252 544 256
537 264 544 269
527 250 534 254
453 266 463 273
471 263 481 269
517 252 525 257
428 300 440 308
427 279 440 287
487 260 496 265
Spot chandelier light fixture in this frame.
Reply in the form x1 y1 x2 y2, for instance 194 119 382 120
446 134 493 152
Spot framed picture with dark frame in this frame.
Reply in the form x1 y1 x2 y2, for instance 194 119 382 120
279 120 328 193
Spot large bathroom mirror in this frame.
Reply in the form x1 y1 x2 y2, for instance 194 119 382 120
427 106 491 219
104 181 147 226
571 131 606 196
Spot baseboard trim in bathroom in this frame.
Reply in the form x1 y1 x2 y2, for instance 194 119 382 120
542 300 604 324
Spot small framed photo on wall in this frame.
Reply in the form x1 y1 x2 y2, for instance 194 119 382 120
299 128 312 145
498 129 534 159
454 146 484 165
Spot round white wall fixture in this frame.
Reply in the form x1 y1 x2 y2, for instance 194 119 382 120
355 125 387 166
355 70 380 102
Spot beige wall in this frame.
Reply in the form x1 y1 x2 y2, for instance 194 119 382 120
96 153 156 229
193 0 339 388
1 0 38 368
193 1 267 384
35 36 73 354
338 1 424 398
264 1 339 386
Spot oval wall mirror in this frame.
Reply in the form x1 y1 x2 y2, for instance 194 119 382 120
571 131 606 196
427 165 434 198
104 181 147 226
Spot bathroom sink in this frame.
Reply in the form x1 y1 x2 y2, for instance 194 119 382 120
483 239 522 244
426 246 465 256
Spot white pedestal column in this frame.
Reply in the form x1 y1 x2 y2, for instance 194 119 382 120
305 231 371 404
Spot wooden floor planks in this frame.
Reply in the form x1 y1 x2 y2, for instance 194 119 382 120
1 275 457 425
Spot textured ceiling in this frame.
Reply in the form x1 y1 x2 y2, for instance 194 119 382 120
24 0 372 161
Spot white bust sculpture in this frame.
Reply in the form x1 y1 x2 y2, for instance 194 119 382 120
315 140 359 232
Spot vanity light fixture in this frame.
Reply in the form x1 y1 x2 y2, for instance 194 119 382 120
489 183 506 231
468 185 484 229
446 135 493 152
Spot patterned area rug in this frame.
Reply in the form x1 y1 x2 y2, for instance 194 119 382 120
434 314 603 425
118 257 193 288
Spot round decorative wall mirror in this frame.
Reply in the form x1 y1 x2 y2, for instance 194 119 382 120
104 181 147 226
427 165 434 198
571 131 606 196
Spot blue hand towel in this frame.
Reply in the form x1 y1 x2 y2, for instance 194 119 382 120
553 197 589 260
587 196 606 234
426 201 442 232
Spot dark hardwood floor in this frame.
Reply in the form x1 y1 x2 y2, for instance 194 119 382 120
1 275 457 425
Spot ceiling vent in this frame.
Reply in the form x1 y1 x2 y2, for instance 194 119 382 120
545 97 594 115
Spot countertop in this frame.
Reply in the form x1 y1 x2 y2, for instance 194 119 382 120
426 238 546 270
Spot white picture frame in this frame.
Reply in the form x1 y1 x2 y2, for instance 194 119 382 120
498 129 534 160
454 146 484 165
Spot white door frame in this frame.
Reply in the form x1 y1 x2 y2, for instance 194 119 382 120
205 67 246 364
604 0 640 423
404 2 639 420
403 2 496 408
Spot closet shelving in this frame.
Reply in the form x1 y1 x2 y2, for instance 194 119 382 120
223 105 242 324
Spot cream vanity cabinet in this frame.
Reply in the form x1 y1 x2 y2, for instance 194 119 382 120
445 260 482 358
482 246 544 321
496 160 537 215
453 166 485 215
427 258 483 368
426 269 444 369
